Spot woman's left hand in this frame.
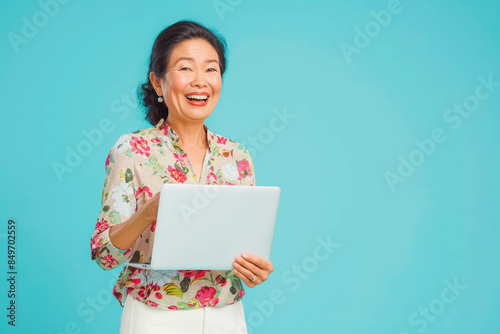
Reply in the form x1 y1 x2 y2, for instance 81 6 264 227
232 253 274 288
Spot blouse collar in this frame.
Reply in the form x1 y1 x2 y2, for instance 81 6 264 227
155 118 215 153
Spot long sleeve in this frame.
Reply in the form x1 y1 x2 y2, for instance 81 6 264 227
246 149 256 187
90 134 139 270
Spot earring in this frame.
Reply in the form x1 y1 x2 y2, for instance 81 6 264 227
157 96 163 103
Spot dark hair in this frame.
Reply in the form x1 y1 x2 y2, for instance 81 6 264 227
138 20 227 126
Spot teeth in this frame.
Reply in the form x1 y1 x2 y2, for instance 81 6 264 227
186 95 208 100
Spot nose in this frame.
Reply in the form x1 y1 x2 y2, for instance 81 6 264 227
191 69 207 88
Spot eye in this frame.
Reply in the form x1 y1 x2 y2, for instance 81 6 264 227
180 67 190 71
207 68 217 72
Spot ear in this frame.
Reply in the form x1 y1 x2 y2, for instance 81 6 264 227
149 72 162 95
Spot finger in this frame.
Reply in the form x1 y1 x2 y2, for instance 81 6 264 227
241 253 272 271
233 268 255 288
235 257 266 281
233 261 261 284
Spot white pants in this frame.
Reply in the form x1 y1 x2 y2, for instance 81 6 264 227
120 297 248 334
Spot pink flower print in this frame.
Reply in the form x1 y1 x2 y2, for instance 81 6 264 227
194 270 210 279
179 270 209 279
151 220 156 232
112 289 122 301
105 152 111 166
101 255 118 268
215 275 227 286
173 152 189 169
159 122 171 137
217 136 227 144
130 278 141 286
195 286 217 307
145 300 158 307
95 219 109 234
90 237 102 253
208 170 220 185
237 160 252 180
138 286 148 299
238 289 245 298
139 283 159 299
151 137 160 144
148 283 161 298
130 136 150 157
179 270 196 278
136 186 153 199
168 165 187 183
168 305 179 310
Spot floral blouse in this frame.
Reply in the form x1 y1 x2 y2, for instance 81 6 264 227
90 118 255 310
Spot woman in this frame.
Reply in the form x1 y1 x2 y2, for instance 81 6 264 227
90 20 274 333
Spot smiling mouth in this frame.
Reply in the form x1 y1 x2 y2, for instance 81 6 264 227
185 95 208 102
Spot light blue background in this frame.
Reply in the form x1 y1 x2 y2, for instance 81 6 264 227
1 0 499 333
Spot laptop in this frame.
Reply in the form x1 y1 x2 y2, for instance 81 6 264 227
126 184 280 270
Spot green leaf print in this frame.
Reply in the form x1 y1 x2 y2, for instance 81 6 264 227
229 274 243 292
172 143 184 155
180 277 191 293
212 146 220 156
174 161 189 175
102 205 110 213
178 301 199 309
163 283 183 298
125 168 133 183
121 194 129 203
109 211 121 224
122 267 133 282
126 148 132 157
145 154 164 175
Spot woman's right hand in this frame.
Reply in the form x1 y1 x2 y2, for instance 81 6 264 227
142 180 176 224
143 191 161 222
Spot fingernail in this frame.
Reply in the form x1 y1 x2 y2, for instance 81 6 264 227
242 254 248 258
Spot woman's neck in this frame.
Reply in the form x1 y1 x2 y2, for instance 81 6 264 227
165 117 207 150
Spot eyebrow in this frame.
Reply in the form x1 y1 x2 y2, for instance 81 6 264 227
173 57 219 65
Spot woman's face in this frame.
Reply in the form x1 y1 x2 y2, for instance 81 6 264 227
151 38 222 123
